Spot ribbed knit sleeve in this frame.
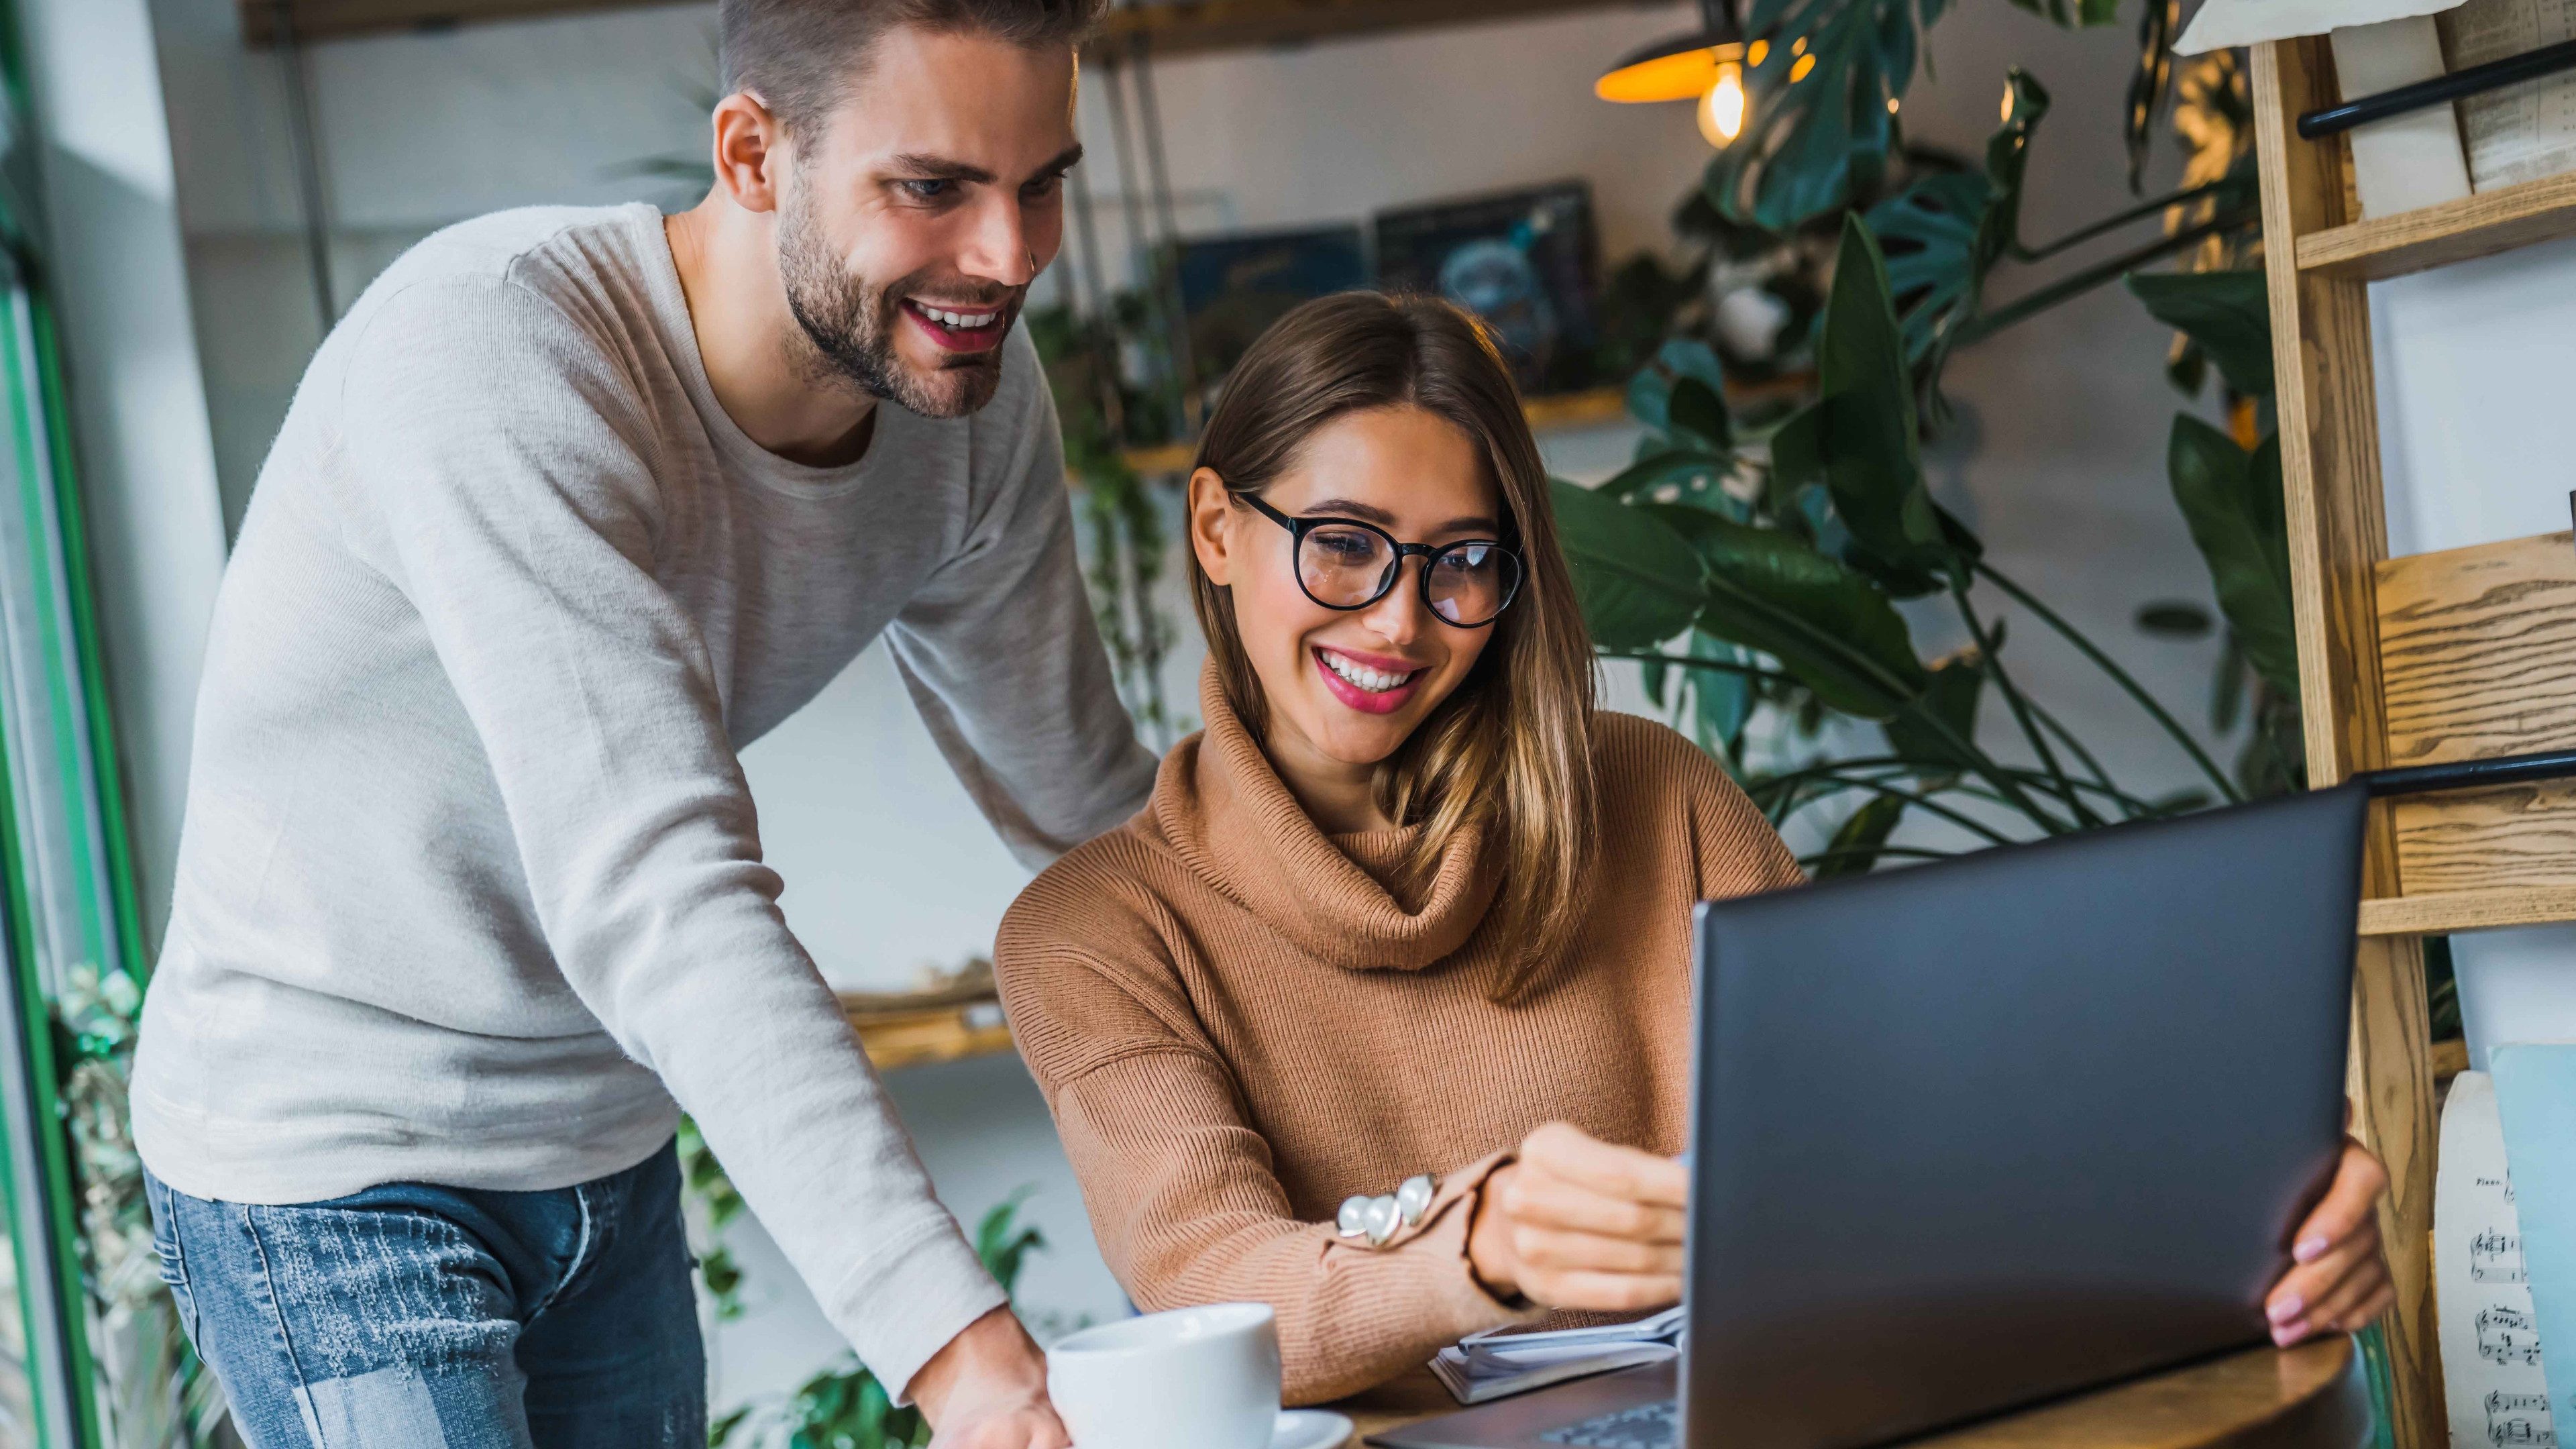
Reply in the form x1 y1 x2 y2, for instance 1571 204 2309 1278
1000 929 1530 1404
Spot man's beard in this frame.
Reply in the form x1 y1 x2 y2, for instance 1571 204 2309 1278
775 189 1015 421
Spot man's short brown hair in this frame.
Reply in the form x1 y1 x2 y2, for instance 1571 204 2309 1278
719 0 1105 139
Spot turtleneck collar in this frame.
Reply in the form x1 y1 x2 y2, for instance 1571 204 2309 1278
1146 666 1501 973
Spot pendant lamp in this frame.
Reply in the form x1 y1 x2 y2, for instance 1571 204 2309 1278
1595 0 1752 148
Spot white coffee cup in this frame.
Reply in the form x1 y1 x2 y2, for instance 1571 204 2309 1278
1046 1301 1282 1449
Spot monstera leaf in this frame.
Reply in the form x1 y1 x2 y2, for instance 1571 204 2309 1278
1866 70 2051 376
2127 267 2273 399
1550 478 1707 649
2167 416 2297 696
1705 0 1928 232
1813 215 1971 594
1882 648 1987 772
1650 504 1929 719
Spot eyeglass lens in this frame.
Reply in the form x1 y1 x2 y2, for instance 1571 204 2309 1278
1297 525 1520 625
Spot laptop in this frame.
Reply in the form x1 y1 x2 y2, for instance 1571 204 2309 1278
1371 780 2366 1449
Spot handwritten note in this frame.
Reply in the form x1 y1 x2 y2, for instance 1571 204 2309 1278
2440 1073 2555 1448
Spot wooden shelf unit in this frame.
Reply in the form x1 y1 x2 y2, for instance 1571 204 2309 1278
2255 38 2576 1449
2295 165 2576 281
845 996 1016 1072
240 0 1644 49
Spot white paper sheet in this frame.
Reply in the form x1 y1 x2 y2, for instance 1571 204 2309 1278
2442 0 2576 190
2178 0 2468 55
2437 1072 2557 1449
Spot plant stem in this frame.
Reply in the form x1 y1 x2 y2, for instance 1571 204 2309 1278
2023 695 2123 809
2012 178 2246 262
1955 211 2252 350
1951 582 2102 827
1799 845 1958 868
1974 561 2245 803
1595 651 1799 688
1766 771 2021 845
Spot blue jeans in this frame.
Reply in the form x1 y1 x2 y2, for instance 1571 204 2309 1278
144 1140 706 1448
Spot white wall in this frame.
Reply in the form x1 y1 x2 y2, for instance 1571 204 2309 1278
2371 235 2576 557
136 0 2279 1411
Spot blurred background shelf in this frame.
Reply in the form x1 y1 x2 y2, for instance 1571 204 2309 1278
239 0 1654 49
845 996 1016 1071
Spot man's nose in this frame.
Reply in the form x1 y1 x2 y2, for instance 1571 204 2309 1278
961 197 1038 289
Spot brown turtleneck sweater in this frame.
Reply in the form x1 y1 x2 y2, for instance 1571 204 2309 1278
994 678 1801 1405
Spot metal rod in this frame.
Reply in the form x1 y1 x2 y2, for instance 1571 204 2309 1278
2359 748 2576 798
272 0 339 328
2297 36 2576 140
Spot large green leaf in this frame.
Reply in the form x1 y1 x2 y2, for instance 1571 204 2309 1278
1651 504 1929 718
1707 0 1915 232
1550 478 1707 649
1817 215 1955 592
1817 794 1906 876
2167 416 2297 696
1867 71 2051 375
2127 268 2274 399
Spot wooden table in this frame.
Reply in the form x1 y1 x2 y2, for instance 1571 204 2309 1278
1346 1337 2367 1448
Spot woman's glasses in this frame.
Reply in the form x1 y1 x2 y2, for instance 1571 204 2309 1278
1240 494 1523 629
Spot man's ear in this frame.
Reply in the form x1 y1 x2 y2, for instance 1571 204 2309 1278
1187 468 1236 587
710 92 788 214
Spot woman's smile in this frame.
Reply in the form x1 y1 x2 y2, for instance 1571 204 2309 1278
1313 645 1428 714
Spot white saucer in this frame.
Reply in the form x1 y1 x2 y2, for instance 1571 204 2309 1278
1274 1408 1356 1449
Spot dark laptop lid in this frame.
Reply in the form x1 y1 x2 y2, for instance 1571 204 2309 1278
1683 781 2367 1449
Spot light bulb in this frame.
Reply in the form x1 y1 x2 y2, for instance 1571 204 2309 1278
1699 60 1747 147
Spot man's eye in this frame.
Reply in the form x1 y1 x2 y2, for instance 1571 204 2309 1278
1023 174 1066 201
897 178 955 201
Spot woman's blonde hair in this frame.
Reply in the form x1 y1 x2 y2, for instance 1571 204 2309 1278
1189 292 1599 1002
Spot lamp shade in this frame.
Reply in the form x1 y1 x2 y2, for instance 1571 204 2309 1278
1595 0 1748 103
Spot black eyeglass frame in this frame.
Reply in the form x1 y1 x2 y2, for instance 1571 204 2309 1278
1239 493 1524 629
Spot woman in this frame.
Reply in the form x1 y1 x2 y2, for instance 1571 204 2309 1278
994 292 2392 1407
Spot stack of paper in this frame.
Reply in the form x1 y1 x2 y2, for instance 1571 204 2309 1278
1430 1307 1686 1405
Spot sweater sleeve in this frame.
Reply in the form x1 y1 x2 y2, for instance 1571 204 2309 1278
884 333 1159 870
1000 932 1535 1404
337 275 1000 1399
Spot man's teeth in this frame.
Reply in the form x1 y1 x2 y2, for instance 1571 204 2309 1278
1321 649 1416 693
918 305 1000 329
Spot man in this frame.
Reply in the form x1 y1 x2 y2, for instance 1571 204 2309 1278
129 2 1150 1444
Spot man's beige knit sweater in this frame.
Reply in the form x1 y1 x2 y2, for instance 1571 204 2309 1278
996 676 1801 1404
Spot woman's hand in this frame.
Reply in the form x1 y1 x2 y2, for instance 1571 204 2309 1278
2264 1142 2394 1346
1468 1122 1687 1312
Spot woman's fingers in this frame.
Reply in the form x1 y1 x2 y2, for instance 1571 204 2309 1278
1498 1165 1687 1243
1510 1223 1686 1276
2265 1221 2385 1344
1519 1123 1689 1208
2288 1144 2388 1264
1513 1265 1684 1313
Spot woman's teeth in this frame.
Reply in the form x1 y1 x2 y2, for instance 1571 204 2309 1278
917 305 999 329
1320 649 1418 693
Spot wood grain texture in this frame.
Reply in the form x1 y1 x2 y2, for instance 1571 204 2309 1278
2255 38 2444 1449
2375 531 2576 767
2298 166 2576 282
1346 1341 2365 1448
2359 881 2576 935
843 999 1014 1072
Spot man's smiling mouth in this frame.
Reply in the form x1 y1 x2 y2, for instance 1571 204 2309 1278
902 298 1010 353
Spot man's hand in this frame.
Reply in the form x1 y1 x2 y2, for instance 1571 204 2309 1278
1467 1122 1688 1312
2264 1142 2395 1346
905 1305 1071 1449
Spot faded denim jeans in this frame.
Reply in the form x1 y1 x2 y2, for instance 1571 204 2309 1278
143 1140 705 1448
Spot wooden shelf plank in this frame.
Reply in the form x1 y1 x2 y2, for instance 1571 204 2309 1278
2296 166 2576 282
2359 883 2576 936
844 997 1015 1072
241 0 1640 50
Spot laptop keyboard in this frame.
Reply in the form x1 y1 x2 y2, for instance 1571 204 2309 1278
1540 1399 1678 1448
